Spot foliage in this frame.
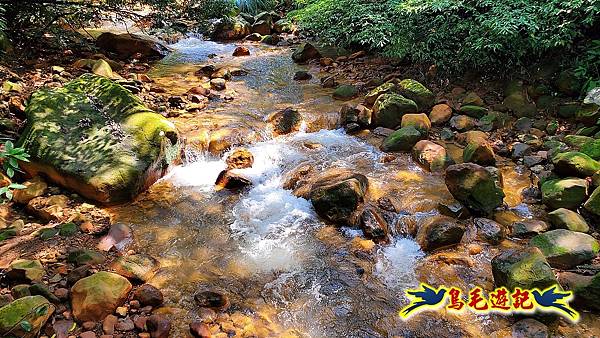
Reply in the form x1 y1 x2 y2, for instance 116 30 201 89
0 141 29 201
236 0 277 14
291 0 600 76
573 39 600 94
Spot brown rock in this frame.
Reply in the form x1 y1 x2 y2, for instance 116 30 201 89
146 314 171 338
359 207 388 242
12 176 47 204
225 148 254 169
412 140 453 172
267 107 303 135
133 284 164 307
103 314 118 335
215 170 252 191
232 46 250 56
188 86 211 96
80 331 97 338
71 272 132 322
429 104 453 125
190 321 211 338
194 290 230 311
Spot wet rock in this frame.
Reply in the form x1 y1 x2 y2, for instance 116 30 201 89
210 78 226 91
463 140 496 166
212 17 251 40
26 195 70 222
380 126 424 152
226 148 254 169
412 140 453 172
6 259 44 282
512 318 548 338
96 32 169 60
98 223 132 252
71 271 132 322
372 93 418 128
416 216 465 251
251 20 271 35
215 170 252 191
12 176 47 204
541 178 588 209
267 107 303 135
445 163 505 215
308 171 368 224
232 46 250 56
190 321 211 338
293 71 312 81
244 33 262 41
449 115 476 131
103 314 118 334
491 247 556 290
511 219 549 237
401 113 431 133
333 84 358 100
0 296 54 338
552 151 600 178
548 208 589 232
396 79 434 111
147 314 171 338
359 207 388 241
116 317 135 331
67 249 105 266
437 201 469 219
429 103 452 125
111 254 160 282
531 229 599 269
211 67 232 80
580 138 600 160
194 290 230 311
321 75 336 88
474 218 504 244
503 92 536 117
133 284 164 307
53 319 76 338
459 105 487 118
261 34 280 45
291 43 321 63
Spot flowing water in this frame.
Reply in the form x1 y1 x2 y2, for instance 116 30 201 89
109 38 542 337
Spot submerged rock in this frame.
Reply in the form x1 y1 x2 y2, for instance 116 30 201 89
17 74 180 204
491 247 556 290
96 32 169 59
444 163 505 215
530 229 599 269
71 271 132 322
146 314 171 338
194 290 230 311
111 254 160 282
226 148 254 169
133 284 164 307
267 107 303 135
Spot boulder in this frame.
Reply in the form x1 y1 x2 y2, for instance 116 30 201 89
541 178 588 209
133 284 164 307
226 148 254 169
251 20 271 35
584 185 600 216
459 105 487 118
380 126 424 152
474 218 504 244
462 92 484 106
429 104 453 125
548 208 589 233
581 138 600 160
531 229 599 269
511 219 550 237
293 71 312 81
67 249 106 266
449 115 477 131
511 319 548 338
412 140 453 171
359 207 388 241
372 93 418 128
291 43 321 63
212 17 251 40
503 92 536 117
463 140 496 166
261 34 280 46
147 314 171 338
71 271 132 322
0 296 53 338
232 46 250 56
12 177 47 205
17 74 180 204
552 152 600 178
445 163 505 215
333 85 358 100
244 33 262 41
560 272 600 311
194 290 230 311
396 79 434 111
6 259 44 282
96 32 168 59
416 216 465 251
401 113 431 133
215 170 252 190
267 107 303 135
210 78 226 91
364 82 397 106
273 19 293 33
491 247 556 290
111 254 160 282
91 59 114 78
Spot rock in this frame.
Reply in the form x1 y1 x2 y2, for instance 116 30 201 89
557 102 599 124
552 152 600 178
26 195 70 222
98 223 133 252
412 140 453 171
531 229 599 269
459 105 487 118
267 107 303 135
359 207 388 241
29 283 60 303
0 296 54 338
292 43 321 63
115 318 135 331
213 17 251 40
261 34 280 46
210 68 232 80
541 178 588 209
232 46 250 56
146 314 171 338
416 216 465 251
372 93 418 128
333 85 358 100
560 272 600 311
474 218 504 244
449 115 476 131
512 318 548 338
463 140 495 166
380 126 424 152
103 314 117 334
67 249 106 266
396 79 434 111
437 201 469 219
251 20 271 35
462 92 484 106
429 104 453 125
91 59 114 78
17 74 180 204
190 321 211 338
293 71 312 81
225 148 254 169
215 170 252 190
67 265 91 285
503 92 536 117
96 32 168 59
364 82 397 106
11 284 31 299
548 208 589 232
210 78 226 91
321 75 336 88
80 331 96 338
445 163 505 215
12 177 47 204
133 284 164 307
194 290 230 311
111 254 160 282
491 247 556 290
581 138 600 160
244 33 262 41
6 259 44 282
401 113 431 133
511 220 550 237
511 142 532 159
308 171 368 224
584 185 600 216
71 271 132 322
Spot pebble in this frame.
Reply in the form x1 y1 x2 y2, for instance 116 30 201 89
80 331 96 338
103 314 118 335
82 321 96 330
115 318 135 331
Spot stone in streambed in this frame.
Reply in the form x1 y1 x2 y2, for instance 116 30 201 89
111 254 160 282
548 208 589 232
6 259 44 282
293 71 312 81
12 176 47 205
541 178 588 209
491 247 556 290
365 82 397 106
292 43 321 63
194 290 230 311
401 113 431 133
380 126 424 152
333 85 358 100
412 140 453 171
308 170 368 225
559 272 600 311
416 216 465 251
459 105 487 118
133 284 164 307
215 170 252 191
449 115 477 131
96 32 169 59
359 207 388 241
511 219 550 237
429 104 452 125
210 78 226 91
531 229 599 269
71 271 132 322
0 296 54 338
444 163 504 215
396 79 434 111
463 139 496 166
474 218 504 244
232 46 250 56
147 314 171 338
226 148 254 169
267 107 303 135
372 93 418 129
67 249 106 266
552 151 600 178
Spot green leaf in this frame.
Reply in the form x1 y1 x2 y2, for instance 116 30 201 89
35 304 48 316
8 157 17 168
4 140 13 152
6 167 14 178
20 320 32 332
8 183 26 189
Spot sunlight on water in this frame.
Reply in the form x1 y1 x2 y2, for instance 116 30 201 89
375 238 425 289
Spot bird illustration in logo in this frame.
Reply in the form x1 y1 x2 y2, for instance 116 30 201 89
532 285 579 321
400 284 447 318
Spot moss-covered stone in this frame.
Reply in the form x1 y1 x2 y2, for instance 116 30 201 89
541 178 588 209
17 74 180 204
291 43 321 63
416 216 465 251
558 102 600 125
380 126 424 152
462 92 484 106
6 259 44 282
309 173 368 224
571 272 600 311
91 59 114 78
111 254 160 282
396 79 434 111
0 296 53 338
584 185 600 217
463 140 495 166
372 93 418 128
503 92 536 117
459 105 488 118
531 229 599 269
581 138 600 160
552 152 600 177
71 271 132 322
333 85 358 100
364 82 397 106
548 208 589 233
491 247 557 291
445 163 505 215
564 135 593 149
412 140 454 172
401 113 431 133
67 249 105 266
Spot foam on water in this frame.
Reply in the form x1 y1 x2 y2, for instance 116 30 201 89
375 238 425 290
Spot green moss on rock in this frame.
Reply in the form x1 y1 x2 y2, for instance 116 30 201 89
372 93 418 128
531 229 599 269
0 296 53 338
397 79 434 111
491 247 557 291
552 152 600 178
541 178 588 209
380 126 424 152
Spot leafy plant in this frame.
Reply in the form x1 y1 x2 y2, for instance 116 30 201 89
1 141 29 178
573 39 600 94
236 0 278 14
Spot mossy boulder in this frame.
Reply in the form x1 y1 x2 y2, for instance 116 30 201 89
584 185 600 216
401 113 431 133
0 296 54 338
396 79 434 111
558 102 599 125
492 247 557 291
372 93 418 128
365 82 397 106
212 17 251 40
309 172 368 225
548 208 589 233
416 216 465 251
412 140 454 172
564 135 593 149
569 272 600 311
541 178 588 209
503 92 537 117
531 229 599 269
463 140 496 166
581 138 600 160
291 43 321 63
17 74 180 204
445 163 505 215
67 249 106 266
71 271 132 322
552 152 600 177
91 59 114 78
333 85 358 100
267 107 303 136
6 259 44 282
380 126 424 152
459 105 488 118
96 32 169 59
111 254 160 282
